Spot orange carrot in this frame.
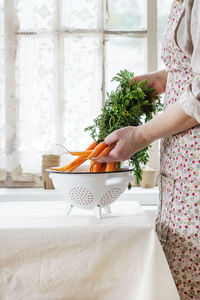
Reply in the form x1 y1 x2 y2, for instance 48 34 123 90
89 160 96 172
90 162 107 172
51 141 110 173
50 166 68 171
91 162 99 172
92 162 103 172
93 144 115 161
50 165 70 171
66 141 98 170
99 163 106 172
66 150 92 157
51 141 98 172
105 162 117 172
67 157 88 172
87 141 107 159
50 156 87 172
86 141 98 150
67 141 98 156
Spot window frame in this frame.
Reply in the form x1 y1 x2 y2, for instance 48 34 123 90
1 0 159 187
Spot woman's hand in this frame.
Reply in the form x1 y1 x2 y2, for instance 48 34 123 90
97 126 150 163
131 69 168 96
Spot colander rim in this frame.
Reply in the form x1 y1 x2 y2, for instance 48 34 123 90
46 166 134 175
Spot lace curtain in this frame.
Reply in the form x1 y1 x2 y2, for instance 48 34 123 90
0 0 162 187
0 0 103 186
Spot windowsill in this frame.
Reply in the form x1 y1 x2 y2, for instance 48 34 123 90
0 186 159 206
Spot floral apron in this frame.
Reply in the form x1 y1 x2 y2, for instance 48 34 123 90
155 1 200 299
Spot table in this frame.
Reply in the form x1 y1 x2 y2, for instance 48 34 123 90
0 201 180 300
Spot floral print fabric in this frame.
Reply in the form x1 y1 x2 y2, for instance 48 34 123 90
156 1 200 299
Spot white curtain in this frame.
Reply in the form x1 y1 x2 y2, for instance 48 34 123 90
0 0 103 186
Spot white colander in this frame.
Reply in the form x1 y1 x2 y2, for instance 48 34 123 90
46 165 134 218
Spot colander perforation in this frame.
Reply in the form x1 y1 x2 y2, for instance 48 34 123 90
48 166 133 217
100 187 122 207
69 187 94 207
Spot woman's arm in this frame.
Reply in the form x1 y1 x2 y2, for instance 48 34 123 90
97 102 199 163
140 101 198 142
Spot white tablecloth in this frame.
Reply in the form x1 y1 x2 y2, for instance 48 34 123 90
0 201 180 300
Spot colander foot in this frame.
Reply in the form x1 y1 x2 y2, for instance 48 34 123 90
65 204 73 215
94 205 102 219
103 205 111 214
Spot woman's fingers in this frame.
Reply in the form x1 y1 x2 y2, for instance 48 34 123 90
93 144 115 161
96 154 115 163
130 71 167 95
104 130 120 145
130 76 143 84
97 126 147 163
95 130 121 162
97 140 126 163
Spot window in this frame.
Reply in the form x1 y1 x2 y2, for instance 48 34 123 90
0 0 170 187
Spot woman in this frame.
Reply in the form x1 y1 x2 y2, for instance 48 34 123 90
98 0 200 298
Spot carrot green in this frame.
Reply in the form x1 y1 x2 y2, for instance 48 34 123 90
84 69 163 184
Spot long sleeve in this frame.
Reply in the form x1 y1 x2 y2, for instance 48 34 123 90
176 0 200 123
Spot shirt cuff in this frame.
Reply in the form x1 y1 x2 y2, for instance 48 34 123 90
179 84 200 123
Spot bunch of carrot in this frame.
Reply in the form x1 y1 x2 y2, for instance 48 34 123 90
51 141 118 173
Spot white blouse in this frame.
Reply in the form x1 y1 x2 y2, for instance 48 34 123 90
176 0 200 123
